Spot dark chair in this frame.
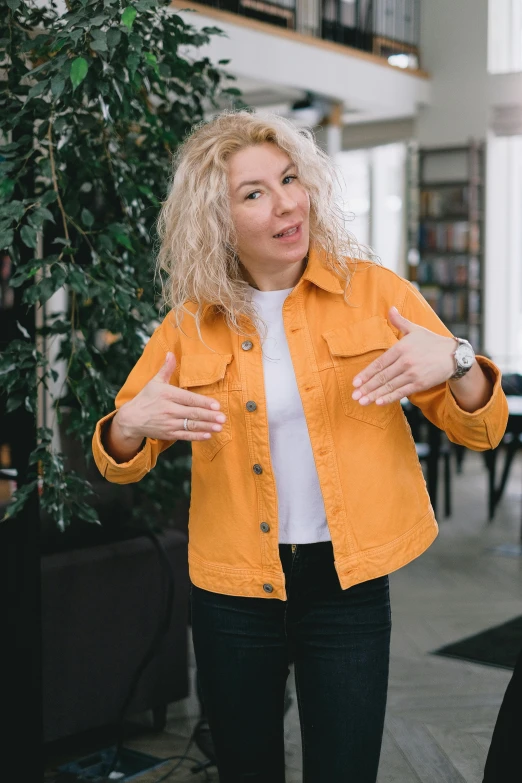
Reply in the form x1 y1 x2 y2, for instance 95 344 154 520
42 528 190 743
402 401 452 518
484 374 522 527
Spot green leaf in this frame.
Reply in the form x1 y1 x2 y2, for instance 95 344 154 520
68 266 89 296
20 224 38 249
0 229 14 248
126 52 140 76
32 207 55 224
70 57 89 90
81 207 94 228
6 0 21 10
121 6 137 29
76 504 100 524
0 201 25 220
114 232 133 250
51 74 66 99
26 59 53 78
27 80 49 100
6 396 22 413
107 28 121 50
0 142 21 154
0 179 15 199
137 184 159 204
90 13 108 25
90 31 108 53
40 191 58 207
51 38 69 54
144 52 158 67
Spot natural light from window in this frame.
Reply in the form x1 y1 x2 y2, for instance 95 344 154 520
488 0 522 73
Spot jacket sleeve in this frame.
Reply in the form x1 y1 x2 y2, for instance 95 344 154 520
91 319 181 484
398 281 508 452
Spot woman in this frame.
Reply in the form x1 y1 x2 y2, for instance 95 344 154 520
92 111 508 783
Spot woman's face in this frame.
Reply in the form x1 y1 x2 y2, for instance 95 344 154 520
227 143 310 288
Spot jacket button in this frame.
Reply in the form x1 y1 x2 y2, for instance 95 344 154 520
260 522 270 533
241 340 253 351
263 583 273 593
246 401 257 412
253 464 263 475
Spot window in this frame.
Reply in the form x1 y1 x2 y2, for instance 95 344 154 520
488 0 522 73
335 143 406 274
485 134 522 371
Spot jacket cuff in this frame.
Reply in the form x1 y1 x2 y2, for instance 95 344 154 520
92 411 155 483
444 355 506 446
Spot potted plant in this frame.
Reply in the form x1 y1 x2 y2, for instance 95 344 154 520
0 0 240 742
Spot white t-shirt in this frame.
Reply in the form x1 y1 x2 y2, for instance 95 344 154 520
250 286 330 544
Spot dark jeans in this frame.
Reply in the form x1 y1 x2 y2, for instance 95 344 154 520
483 645 522 782
191 541 391 783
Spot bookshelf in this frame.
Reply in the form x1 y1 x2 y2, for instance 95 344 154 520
407 143 485 352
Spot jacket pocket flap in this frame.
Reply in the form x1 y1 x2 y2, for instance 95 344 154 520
322 317 397 358
179 354 233 388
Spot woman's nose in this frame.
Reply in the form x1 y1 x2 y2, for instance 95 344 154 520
274 188 296 213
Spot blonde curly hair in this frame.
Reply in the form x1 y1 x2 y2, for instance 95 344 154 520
156 110 374 337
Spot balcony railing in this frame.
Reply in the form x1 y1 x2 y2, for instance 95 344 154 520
192 0 421 68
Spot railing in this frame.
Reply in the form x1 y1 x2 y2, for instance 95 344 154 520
197 0 297 30
192 0 421 67
322 0 420 65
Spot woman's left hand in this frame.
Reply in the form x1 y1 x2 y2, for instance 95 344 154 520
352 307 456 406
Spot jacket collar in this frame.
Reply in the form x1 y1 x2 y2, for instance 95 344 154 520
199 246 344 317
302 246 344 295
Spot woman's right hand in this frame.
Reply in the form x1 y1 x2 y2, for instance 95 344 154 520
113 352 226 443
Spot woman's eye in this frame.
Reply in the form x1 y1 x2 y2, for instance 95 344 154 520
283 175 297 185
246 191 261 200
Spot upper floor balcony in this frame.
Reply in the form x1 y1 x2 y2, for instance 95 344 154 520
171 0 429 124
188 0 421 70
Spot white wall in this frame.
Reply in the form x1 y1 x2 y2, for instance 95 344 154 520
416 0 489 146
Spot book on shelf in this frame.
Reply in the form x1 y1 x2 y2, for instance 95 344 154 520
419 287 472 323
419 220 477 253
412 143 484 352
420 185 469 218
417 255 473 286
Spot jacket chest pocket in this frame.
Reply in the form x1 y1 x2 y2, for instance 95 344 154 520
179 354 233 460
322 317 400 429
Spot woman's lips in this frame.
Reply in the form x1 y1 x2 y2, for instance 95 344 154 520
274 224 302 242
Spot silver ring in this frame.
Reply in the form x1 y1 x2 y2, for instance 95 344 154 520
183 417 189 431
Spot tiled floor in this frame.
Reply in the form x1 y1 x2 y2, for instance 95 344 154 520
46 449 522 782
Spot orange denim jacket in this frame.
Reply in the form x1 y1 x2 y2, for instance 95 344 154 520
92 250 508 599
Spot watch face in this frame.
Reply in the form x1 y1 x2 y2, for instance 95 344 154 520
456 344 475 368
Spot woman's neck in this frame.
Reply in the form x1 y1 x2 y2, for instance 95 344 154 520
241 255 308 292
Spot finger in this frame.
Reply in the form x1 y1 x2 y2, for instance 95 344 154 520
388 306 418 336
171 404 226 426
355 372 414 406
172 430 215 442
352 358 405 401
154 352 177 384
173 414 225 433
353 344 402 389
170 386 222 412
375 382 418 406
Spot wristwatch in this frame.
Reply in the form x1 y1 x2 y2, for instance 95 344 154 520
450 337 475 380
